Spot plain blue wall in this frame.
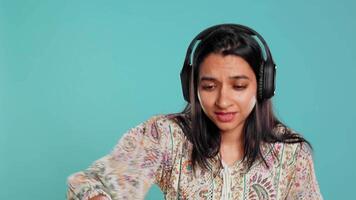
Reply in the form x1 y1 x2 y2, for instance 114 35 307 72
1 0 355 199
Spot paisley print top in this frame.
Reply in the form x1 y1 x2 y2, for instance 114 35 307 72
66 113 323 200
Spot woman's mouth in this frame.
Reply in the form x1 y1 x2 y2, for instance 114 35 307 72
214 112 237 122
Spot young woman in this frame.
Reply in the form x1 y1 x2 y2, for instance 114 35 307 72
67 24 322 200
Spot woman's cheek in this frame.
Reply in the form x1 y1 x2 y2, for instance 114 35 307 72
246 95 257 114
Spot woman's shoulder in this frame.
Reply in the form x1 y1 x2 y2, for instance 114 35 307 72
266 123 313 162
146 112 188 129
145 112 190 141
269 141 312 160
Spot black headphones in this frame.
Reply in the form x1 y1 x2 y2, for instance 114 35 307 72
180 23 276 102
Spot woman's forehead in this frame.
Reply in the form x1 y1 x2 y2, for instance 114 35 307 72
199 53 254 79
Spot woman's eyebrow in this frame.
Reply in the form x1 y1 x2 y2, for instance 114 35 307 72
200 75 250 82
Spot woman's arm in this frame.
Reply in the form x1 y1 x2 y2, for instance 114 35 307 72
287 143 323 199
66 115 173 200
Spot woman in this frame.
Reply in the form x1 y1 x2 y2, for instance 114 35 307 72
67 24 322 200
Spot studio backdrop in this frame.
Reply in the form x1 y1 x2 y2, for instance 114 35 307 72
1 0 355 199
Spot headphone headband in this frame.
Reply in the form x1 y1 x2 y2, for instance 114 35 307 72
184 24 275 69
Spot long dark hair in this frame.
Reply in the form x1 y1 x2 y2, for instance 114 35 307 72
171 25 310 172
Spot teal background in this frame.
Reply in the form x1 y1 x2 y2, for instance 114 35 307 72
1 0 355 199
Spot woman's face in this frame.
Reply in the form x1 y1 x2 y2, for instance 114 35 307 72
197 53 257 135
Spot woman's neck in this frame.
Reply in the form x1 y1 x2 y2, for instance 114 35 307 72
220 124 244 147
219 128 244 167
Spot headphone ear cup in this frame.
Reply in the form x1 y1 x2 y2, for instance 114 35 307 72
258 63 265 101
260 61 276 100
180 62 191 103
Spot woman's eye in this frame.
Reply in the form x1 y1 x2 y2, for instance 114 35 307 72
202 85 247 91
202 85 215 90
234 85 247 90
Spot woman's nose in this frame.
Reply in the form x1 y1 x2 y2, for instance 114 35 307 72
214 86 233 109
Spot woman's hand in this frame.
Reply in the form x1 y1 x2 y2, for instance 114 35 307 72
89 195 109 200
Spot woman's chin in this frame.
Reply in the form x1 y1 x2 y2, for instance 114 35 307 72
213 119 244 134
214 121 235 131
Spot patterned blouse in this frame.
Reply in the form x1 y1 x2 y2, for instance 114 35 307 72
66 113 323 200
